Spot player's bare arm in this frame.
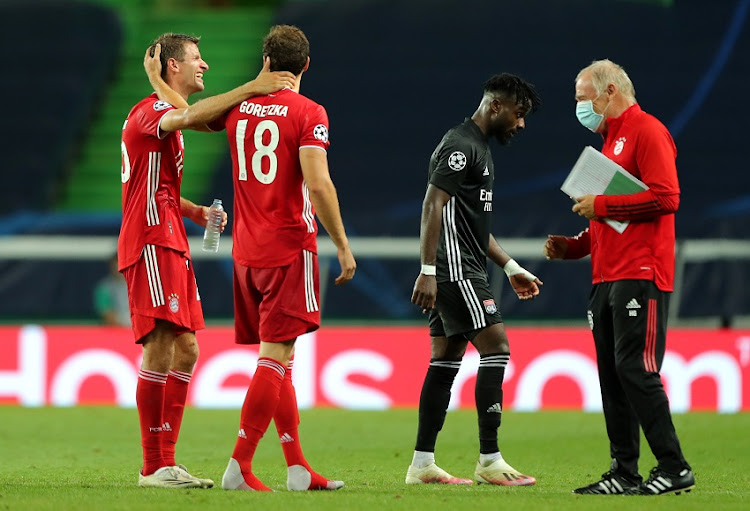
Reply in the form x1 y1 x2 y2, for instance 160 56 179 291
145 44 296 133
488 235 542 301
299 147 355 285
180 197 227 232
411 184 451 312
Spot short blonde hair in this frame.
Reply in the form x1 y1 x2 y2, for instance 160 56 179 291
577 59 636 102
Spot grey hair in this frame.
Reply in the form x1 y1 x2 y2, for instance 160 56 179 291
577 59 636 102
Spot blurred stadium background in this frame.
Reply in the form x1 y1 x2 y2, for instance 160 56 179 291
1 0 749 412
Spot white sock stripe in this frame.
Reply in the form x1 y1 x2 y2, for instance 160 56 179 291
138 375 167 385
168 370 192 383
257 359 286 377
479 355 510 368
429 360 462 369
140 369 168 378
139 369 168 383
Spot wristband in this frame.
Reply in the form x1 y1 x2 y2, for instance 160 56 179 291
502 259 522 277
420 264 437 276
503 258 538 282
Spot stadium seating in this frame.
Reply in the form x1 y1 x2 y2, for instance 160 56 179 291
60 4 274 211
1 0 748 323
0 1 122 215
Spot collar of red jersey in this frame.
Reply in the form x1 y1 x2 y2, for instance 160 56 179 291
606 103 642 130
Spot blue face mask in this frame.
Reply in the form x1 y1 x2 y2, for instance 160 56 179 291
576 92 609 132
576 99 604 132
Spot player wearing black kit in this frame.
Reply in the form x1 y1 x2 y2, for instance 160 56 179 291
406 74 542 486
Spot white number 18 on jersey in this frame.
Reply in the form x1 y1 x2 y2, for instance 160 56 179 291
236 119 279 184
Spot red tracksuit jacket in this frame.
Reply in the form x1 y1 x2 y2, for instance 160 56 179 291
565 104 680 292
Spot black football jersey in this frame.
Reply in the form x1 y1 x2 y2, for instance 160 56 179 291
427 118 494 283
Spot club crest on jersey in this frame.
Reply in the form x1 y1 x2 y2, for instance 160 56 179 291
448 151 467 171
313 124 329 143
168 293 180 313
614 137 626 155
153 100 173 111
483 299 497 314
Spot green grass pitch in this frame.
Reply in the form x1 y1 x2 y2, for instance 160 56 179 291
0 407 748 510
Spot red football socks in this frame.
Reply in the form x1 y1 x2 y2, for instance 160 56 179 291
275 359 305 466
162 369 191 466
274 359 336 490
231 358 286 487
136 369 168 475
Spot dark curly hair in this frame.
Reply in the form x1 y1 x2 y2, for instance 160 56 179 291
484 73 542 112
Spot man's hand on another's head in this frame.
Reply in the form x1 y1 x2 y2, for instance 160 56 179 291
144 43 162 82
248 57 297 95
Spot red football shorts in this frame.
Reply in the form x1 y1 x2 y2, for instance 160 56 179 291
122 244 205 343
233 249 320 344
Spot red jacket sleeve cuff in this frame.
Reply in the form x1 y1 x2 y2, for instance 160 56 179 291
593 195 608 218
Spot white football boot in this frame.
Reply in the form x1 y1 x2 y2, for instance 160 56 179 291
176 464 214 488
138 466 203 488
474 458 536 486
405 463 473 485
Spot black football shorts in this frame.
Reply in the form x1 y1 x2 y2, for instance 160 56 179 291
428 277 503 339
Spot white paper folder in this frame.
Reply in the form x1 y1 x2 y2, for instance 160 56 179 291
561 146 648 233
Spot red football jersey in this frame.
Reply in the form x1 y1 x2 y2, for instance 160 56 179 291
118 93 190 270
217 88 330 267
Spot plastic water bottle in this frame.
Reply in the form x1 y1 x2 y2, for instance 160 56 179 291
202 199 224 252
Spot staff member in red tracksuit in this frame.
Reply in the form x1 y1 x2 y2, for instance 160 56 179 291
544 59 694 497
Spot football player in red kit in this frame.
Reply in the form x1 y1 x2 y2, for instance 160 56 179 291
212 25 356 492
127 32 294 488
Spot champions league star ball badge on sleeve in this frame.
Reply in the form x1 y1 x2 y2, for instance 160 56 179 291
448 151 467 171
